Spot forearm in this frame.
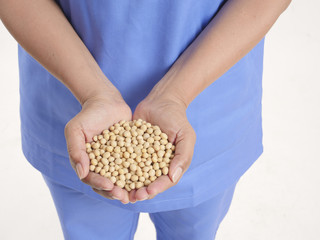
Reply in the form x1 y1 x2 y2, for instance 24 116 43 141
0 0 119 105
149 0 291 107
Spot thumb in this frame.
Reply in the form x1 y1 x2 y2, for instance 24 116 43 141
169 125 196 183
65 120 89 180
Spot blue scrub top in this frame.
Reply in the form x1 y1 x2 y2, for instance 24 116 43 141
18 0 264 212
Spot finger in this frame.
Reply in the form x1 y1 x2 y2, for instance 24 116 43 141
64 121 89 180
92 188 113 200
135 187 149 201
109 186 123 199
82 172 114 191
121 190 130 204
110 186 130 204
93 187 129 204
169 125 196 183
129 189 137 203
146 175 174 198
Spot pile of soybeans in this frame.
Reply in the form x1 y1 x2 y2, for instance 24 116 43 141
86 119 175 192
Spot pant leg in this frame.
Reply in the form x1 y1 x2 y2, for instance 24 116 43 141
149 182 237 240
42 174 139 240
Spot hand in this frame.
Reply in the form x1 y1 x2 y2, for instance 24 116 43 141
131 93 196 202
64 92 132 204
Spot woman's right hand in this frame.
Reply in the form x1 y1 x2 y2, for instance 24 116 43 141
64 91 132 204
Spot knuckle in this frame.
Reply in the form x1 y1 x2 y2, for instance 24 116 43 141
68 151 80 170
179 156 192 171
182 160 191 170
64 121 72 136
64 119 80 137
68 147 81 163
188 125 196 141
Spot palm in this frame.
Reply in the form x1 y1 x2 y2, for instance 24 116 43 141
131 99 196 201
65 97 132 203
80 100 132 142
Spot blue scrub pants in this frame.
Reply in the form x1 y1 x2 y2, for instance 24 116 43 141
42 174 236 240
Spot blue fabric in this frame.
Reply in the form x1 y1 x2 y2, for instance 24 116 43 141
42 173 236 240
18 0 264 212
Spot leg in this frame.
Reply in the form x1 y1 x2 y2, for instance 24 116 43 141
149 183 237 240
42 174 139 240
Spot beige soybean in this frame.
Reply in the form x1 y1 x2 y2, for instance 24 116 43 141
162 167 169 175
89 165 95 171
125 185 131 192
95 166 101 173
91 159 98 166
155 169 162 177
116 180 125 188
150 176 157 182
86 119 175 190
100 169 106 176
135 182 143 189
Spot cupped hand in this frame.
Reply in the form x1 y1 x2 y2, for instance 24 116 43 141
131 94 196 202
64 93 132 204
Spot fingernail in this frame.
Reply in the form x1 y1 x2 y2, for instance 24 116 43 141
172 167 182 183
103 186 113 191
138 196 149 201
112 196 120 200
76 163 83 180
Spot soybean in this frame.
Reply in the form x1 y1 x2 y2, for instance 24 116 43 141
86 119 175 191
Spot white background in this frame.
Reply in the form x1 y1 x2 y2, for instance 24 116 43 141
0 1 319 239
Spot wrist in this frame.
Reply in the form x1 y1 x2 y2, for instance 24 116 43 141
81 89 125 109
144 82 188 111
146 77 190 110
77 80 123 106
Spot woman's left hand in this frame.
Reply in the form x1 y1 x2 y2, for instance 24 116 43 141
130 93 196 202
